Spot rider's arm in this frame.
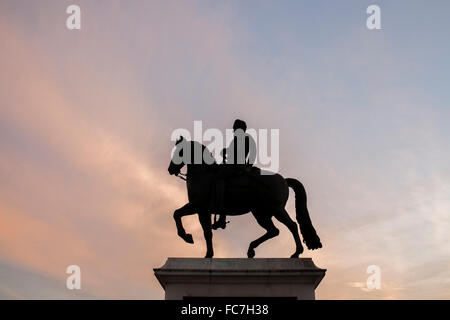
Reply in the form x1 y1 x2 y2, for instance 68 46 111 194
224 137 235 161
246 134 257 165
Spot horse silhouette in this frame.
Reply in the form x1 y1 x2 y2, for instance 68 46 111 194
168 137 322 258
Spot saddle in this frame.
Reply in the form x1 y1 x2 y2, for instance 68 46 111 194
226 166 260 188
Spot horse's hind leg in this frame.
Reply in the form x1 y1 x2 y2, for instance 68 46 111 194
274 208 304 258
247 212 280 258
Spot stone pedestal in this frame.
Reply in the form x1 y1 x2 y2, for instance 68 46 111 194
154 258 326 300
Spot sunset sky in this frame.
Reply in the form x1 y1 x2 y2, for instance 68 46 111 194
1 0 449 299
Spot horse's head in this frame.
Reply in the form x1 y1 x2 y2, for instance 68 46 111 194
168 136 186 176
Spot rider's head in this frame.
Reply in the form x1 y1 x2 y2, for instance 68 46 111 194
233 119 247 132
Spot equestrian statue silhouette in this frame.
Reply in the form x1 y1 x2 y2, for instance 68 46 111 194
168 123 322 258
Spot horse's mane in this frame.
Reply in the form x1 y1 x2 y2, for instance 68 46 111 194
186 140 217 167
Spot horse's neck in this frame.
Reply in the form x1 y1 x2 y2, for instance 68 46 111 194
187 164 205 176
185 141 217 178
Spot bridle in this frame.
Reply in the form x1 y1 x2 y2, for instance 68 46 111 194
177 172 187 181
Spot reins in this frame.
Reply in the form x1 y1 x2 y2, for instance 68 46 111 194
177 172 187 181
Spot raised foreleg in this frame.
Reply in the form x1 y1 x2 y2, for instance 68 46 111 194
173 203 196 244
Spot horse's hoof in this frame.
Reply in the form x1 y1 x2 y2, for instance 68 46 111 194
204 252 214 258
184 233 194 244
247 248 255 258
178 232 194 244
290 253 299 258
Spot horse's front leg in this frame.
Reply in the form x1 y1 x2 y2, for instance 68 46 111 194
174 203 196 244
198 211 214 258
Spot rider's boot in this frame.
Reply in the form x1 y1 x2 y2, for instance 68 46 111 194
212 214 227 230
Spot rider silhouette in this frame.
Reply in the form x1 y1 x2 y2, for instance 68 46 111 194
212 119 256 230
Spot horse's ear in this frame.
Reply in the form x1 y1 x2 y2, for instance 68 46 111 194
176 135 184 145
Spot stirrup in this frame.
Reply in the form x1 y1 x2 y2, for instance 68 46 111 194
212 218 228 230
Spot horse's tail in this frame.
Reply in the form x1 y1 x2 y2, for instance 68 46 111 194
286 178 322 250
